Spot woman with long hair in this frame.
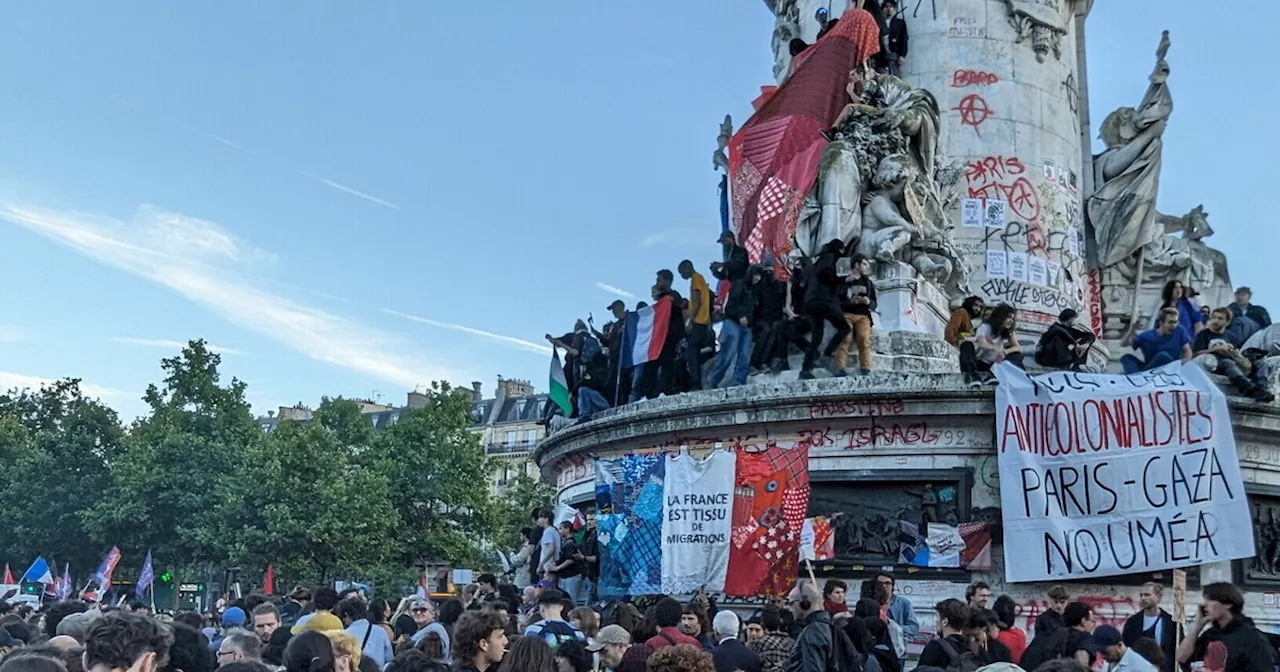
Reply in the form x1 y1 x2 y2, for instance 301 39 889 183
368 599 394 642
284 631 336 672
992 595 1027 665
496 636 556 672
1156 279 1204 338
975 303 1024 375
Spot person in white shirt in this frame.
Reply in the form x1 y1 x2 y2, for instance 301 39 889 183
536 509 561 578
1086 625 1155 672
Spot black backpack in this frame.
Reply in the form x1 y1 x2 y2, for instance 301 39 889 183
934 636 983 672
1018 628 1069 672
828 623 867 672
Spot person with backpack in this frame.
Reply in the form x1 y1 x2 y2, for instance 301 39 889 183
1019 601 1097 672
786 581 832 672
916 599 980 672
522 590 586 650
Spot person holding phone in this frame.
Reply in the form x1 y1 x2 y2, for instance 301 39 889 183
1176 583 1272 672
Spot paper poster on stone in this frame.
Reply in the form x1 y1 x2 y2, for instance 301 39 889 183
962 198 983 227
993 362 1254 582
1047 261 1061 287
1008 252 1028 281
984 199 1007 228
1044 160 1056 182
661 450 736 594
986 250 1008 279
1067 227 1081 256
1028 257 1048 286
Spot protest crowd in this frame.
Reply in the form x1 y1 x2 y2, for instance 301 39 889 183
545 229 1277 423
0 533 1276 672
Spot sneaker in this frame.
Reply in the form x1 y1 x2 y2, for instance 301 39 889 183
1252 388 1276 403
965 373 982 388
832 369 849 378
799 369 816 380
859 368 871 375
983 373 999 386
770 359 787 374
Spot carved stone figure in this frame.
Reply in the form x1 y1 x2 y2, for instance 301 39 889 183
1001 0 1068 62
713 115 733 172
770 0 802 83
1145 205 1231 296
858 156 917 264
795 133 863 258
1089 32 1173 270
862 75 941 186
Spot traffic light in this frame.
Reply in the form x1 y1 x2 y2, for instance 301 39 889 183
159 571 173 584
23 584 38 594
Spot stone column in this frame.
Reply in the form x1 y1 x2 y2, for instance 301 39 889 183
892 0 1097 343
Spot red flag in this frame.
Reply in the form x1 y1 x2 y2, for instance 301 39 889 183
2 564 12 585
263 564 275 595
728 9 881 275
724 444 811 597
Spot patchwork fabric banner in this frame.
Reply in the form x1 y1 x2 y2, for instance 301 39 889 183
661 451 736 594
724 445 811 597
595 454 666 597
799 517 835 562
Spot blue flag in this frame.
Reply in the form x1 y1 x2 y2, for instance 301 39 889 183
135 551 154 598
23 556 53 584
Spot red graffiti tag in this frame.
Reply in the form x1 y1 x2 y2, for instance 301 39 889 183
1027 221 1049 256
968 178 1041 223
841 423 941 449
953 94 992 136
964 156 1025 183
952 70 999 87
1088 269 1104 335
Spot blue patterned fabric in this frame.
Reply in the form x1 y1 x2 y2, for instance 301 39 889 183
594 454 665 598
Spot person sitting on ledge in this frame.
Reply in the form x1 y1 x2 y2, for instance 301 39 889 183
970 303 1023 384
1035 309 1096 371
1192 307 1275 402
1121 307 1192 374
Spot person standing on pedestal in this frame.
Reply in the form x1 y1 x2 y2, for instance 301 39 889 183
834 254 877 375
883 0 908 77
800 240 851 379
679 260 714 390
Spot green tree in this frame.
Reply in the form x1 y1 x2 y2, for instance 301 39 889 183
211 398 396 583
0 380 123 571
494 471 555 551
84 340 256 574
368 384 497 569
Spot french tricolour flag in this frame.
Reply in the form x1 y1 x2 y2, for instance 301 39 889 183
622 296 673 368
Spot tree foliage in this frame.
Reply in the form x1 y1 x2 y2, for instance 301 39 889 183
0 340 514 586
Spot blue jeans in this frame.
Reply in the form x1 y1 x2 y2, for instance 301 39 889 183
576 388 609 419
559 575 584 605
707 320 753 387
1121 350 1176 374
628 363 646 402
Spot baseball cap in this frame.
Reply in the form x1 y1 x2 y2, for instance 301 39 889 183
607 300 626 311
587 624 632 651
719 231 735 243
1082 625 1123 653
221 606 246 627
1236 286 1252 295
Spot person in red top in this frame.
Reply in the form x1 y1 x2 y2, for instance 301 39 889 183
646 598 702 650
993 595 1028 664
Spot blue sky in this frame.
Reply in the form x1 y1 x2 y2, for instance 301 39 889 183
0 1 1275 419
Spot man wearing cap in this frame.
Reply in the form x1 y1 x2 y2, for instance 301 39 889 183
1230 287 1271 328
409 597 452 658
1085 625 1152 672
590 624 633 670
600 299 630 402
209 607 246 652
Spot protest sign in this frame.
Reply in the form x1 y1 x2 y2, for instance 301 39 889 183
661 450 736 594
995 362 1253 582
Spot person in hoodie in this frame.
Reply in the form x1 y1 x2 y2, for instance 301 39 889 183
1035 309 1096 371
800 240 851 379
750 264 789 374
707 265 762 388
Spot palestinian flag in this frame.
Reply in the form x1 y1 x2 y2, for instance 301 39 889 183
549 350 572 416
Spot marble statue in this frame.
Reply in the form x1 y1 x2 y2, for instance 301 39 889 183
863 75 941 186
770 0 802 82
1146 205 1230 294
712 115 732 172
1001 0 1068 63
1089 31 1173 270
858 155 916 264
795 133 863 258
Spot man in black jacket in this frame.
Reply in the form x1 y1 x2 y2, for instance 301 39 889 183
834 253 877 375
750 264 789 373
1123 582 1180 672
712 231 749 283
883 1 909 76
787 582 831 672
708 266 762 388
1177 582 1275 672
1036 309 1096 370
800 240 851 379
711 611 762 672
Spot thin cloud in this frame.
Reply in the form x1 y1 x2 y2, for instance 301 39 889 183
595 282 635 299
0 370 122 400
311 290 351 304
381 308 552 356
642 228 708 248
297 171 401 210
109 337 247 356
208 132 400 210
0 203 470 390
